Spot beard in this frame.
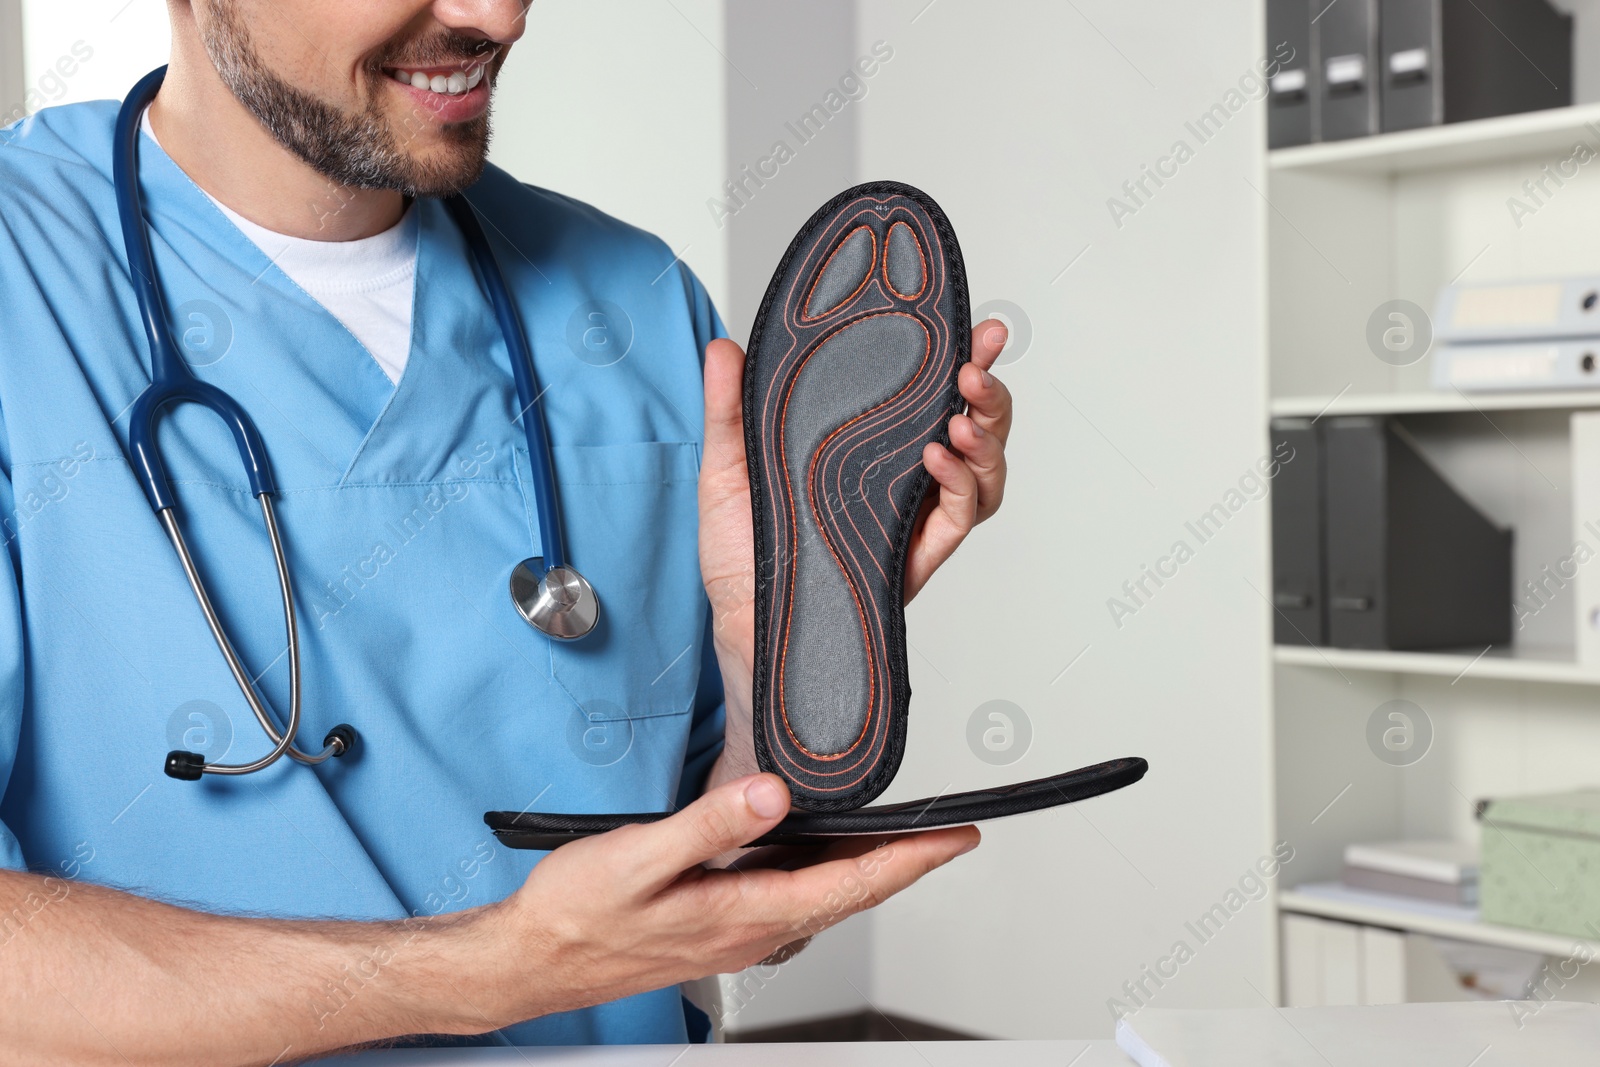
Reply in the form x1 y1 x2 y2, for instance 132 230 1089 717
199 3 499 197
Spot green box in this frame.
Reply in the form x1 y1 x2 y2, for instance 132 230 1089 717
1481 790 1600 940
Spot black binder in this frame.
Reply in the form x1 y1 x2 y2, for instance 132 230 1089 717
1322 417 1511 650
1315 0 1380 141
1270 418 1324 644
1268 0 1315 148
1380 0 1571 134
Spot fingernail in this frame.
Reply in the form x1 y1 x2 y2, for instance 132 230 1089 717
981 369 995 388
970 420 986 438
746 777 787 819
955 838 980 858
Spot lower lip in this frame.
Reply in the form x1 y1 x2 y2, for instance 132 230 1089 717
388 76 490 124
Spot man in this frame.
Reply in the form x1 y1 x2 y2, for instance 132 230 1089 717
0 1 1013 1060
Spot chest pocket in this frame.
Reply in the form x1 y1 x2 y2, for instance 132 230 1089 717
535 441 706 722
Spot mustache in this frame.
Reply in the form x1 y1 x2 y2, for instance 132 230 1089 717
371 32 501 71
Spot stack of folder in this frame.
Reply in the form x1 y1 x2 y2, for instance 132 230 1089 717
1270 416 1511 650
1342 839 1479 906
1267 0 1571 148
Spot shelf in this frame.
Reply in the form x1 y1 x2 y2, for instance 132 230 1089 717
1273 644 1600 686
1270 390 1600 418
1281 883 1598 959
1269 102 1600 176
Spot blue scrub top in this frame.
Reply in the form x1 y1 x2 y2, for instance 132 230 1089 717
0 100 728 1047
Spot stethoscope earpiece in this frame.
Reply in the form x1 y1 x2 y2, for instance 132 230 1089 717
164 724 356 781
511 558 600 640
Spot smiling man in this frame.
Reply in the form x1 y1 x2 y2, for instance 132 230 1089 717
0 1 1013 1061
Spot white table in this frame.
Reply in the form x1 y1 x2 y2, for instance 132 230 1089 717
319 1041 1133 1065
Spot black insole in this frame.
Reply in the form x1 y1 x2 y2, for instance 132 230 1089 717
486 758 1147 849
744 181 967 811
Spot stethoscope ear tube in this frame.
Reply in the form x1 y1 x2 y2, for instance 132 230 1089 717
117 67 357 780
158 500 356 778
113 66 177 385
445 196 602 641
443 197 568 570
127 381 277 513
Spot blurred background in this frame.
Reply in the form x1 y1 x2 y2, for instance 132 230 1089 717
13 0 1600 1043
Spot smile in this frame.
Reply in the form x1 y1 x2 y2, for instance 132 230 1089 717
386 62 488 97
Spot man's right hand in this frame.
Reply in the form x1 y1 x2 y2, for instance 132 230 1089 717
470 773 979 1027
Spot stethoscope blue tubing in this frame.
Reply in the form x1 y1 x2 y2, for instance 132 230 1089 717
112 65 570 572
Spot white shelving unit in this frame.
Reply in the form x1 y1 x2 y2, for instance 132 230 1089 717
1271 389 1600 419
1268 91 1600 994
1273 643 1599 686
1270 101 1600 176
1279 887 1600 960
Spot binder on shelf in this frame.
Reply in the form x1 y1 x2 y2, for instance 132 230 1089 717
1432 276 1600 393
1314 0 1380 142
1270 418 1325 644
1267 0 1315 148
1322 416 1511 650
1379 0 1571 135
1572 413 1600 669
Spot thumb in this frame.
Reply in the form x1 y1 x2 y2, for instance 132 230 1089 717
633 774 791 894
701 338 748 476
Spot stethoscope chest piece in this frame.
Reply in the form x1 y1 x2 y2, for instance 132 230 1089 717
511 557 599 640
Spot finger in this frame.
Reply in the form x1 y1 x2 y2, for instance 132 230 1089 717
629 773 791 896
776 826 980 938
960 360 1013 444
970 319 1009 372
701 338 748 475
948 413 1006 522
905 442 979 600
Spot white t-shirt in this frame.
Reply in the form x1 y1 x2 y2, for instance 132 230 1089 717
141 110 418 385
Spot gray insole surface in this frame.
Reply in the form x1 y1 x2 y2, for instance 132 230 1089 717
804 227 874 318
781 313 928 755
886 222 924 297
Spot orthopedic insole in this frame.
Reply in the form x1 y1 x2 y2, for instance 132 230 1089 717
486 182 1147 848
747 181 966 809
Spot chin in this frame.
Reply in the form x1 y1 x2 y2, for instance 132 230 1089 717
390 129 492 197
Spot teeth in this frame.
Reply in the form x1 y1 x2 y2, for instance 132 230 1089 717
390 64 486 96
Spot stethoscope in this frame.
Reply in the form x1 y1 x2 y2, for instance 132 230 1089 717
115 68 599 783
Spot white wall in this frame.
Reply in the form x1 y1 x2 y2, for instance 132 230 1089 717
19 0 169 113
1 0 23 119
489 0 729 312
855 0 1273 1040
